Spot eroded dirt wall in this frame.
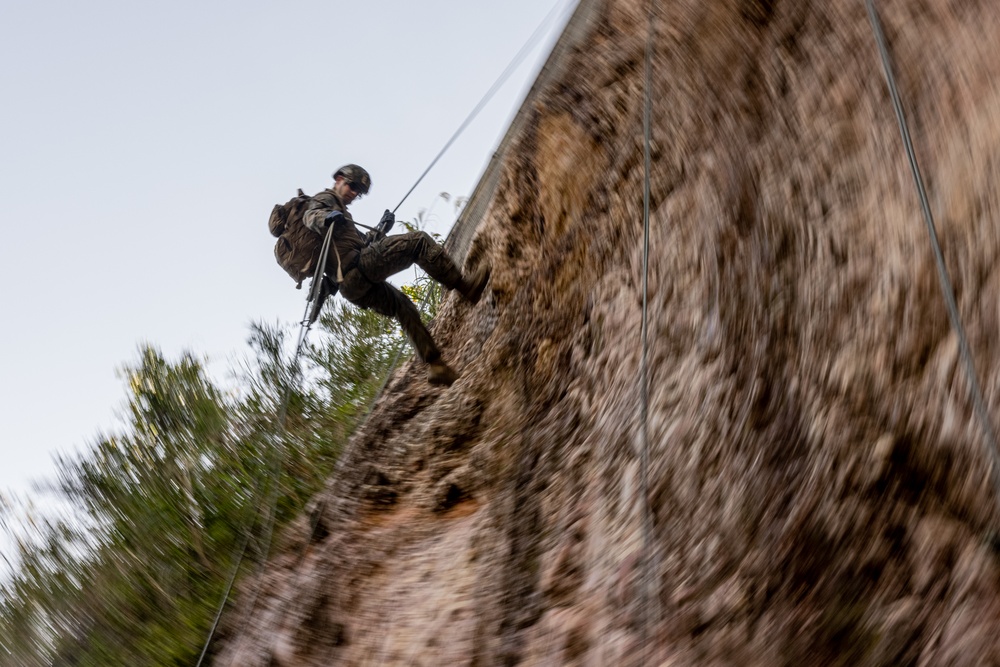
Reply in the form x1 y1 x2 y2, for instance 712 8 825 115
218 0 1000 664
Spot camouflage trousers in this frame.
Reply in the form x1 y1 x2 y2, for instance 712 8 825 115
337 231 464 363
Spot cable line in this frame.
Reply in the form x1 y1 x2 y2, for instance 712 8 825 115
865 0 1000 511
391 0 575 214
194 223 336 667
639 0 660 660
193 490 256 667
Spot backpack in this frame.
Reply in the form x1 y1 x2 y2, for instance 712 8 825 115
269 189 341 323
269 189 321 287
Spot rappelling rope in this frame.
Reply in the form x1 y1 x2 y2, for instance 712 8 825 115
864 0 1000 513
192 482 258 667
217 228 339 648
195 3 576 663
195 224 336 667
390 0 574 215
639 0 660 661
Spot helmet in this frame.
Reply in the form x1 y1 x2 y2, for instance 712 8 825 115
333 164 371 195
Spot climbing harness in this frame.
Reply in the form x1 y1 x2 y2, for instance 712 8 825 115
865 0 1000 515
305 209 401 325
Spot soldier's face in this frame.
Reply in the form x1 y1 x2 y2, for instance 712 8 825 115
333 176 362 205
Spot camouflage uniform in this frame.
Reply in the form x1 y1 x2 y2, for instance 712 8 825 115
301 189 365 280
302 193 469 365
271 188 360 287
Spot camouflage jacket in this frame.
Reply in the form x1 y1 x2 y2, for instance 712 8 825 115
272 189 365 285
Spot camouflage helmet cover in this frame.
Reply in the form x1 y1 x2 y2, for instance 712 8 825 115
333 164 371 195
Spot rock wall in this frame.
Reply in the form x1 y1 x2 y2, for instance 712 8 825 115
218 0 1000 664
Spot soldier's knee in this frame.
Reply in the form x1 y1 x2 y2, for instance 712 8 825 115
412 230 435 249
418 231 446 258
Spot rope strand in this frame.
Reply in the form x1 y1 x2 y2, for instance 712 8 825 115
391 0 575 214
194 222 336 667
639 0 660 661
197 3 576 660
865 0 1000 514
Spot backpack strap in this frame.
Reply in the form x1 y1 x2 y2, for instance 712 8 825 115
268 189 310 237
330 241 345 283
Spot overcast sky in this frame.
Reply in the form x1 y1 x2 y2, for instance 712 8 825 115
0 0 574 504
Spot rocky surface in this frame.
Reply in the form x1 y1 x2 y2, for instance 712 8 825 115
217 0 1000 664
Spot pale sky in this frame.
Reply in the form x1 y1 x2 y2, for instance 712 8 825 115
0 0 574 503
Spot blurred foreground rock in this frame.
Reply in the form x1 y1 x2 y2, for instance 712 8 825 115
217 0 1000 664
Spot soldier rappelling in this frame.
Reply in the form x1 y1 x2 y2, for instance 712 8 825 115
269 164 489 386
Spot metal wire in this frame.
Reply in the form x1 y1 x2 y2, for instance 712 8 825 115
193 488 256 667
865 0 1000 511
391 0 575 215
196 3 578 661
639 0 660 661
194 222 337 667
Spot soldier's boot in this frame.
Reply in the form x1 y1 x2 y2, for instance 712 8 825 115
419 242 489 304
427 359 459 386
458 264 491 304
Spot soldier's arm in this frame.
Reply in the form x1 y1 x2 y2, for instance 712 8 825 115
302 196 343 235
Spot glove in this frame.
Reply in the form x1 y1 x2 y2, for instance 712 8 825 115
324 210 345 229
378 209 395 234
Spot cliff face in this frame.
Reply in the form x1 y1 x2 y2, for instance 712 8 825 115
218 0 1000 664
